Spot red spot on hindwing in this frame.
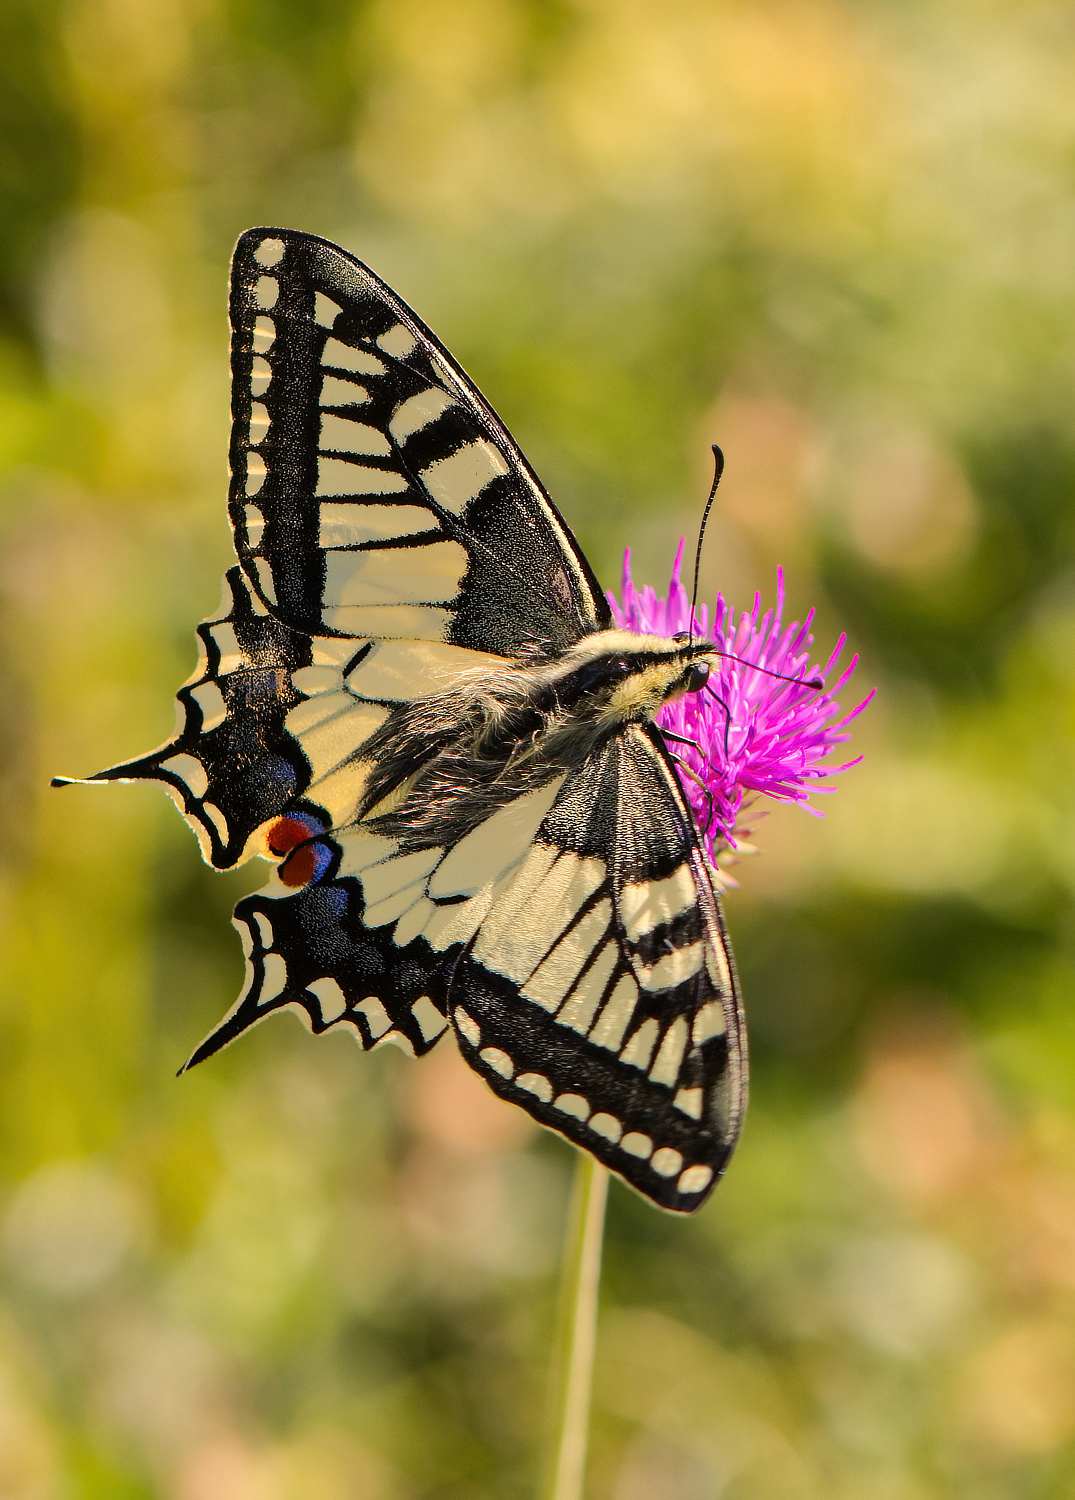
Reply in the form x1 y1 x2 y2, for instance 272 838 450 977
267 817 309 857
267 814 329 889
279 844 318 888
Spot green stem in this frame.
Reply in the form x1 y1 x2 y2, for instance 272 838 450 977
542 1151 609 1500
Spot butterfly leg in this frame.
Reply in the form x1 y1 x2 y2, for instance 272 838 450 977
660 727 707 758
703 684 733 761
666 750 718 838
660 727 720 835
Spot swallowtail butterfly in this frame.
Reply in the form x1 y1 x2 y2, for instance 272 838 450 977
57 229 747 1212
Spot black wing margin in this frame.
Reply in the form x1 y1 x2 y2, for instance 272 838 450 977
229 227 610 655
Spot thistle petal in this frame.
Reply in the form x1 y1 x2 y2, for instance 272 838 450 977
607 545 871 869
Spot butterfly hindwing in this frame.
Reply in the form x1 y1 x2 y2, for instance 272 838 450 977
74 569 518 869
229 227 610 655
184 778 575 1067
69 566 318 868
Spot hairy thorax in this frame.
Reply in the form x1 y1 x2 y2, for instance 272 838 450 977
353 630 714 850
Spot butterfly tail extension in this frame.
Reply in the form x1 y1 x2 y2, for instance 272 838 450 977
181 862 455 1071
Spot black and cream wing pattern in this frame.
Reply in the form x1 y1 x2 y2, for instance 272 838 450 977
58 227 747 1213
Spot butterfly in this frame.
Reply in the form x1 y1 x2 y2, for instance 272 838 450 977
56 228 747 1212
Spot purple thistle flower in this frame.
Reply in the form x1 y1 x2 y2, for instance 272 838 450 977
609 540 873 877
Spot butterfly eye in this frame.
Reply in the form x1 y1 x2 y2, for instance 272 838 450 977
672 631 691 644
685 661 710 694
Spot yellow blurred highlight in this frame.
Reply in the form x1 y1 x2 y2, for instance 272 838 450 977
960 1323 1075 1458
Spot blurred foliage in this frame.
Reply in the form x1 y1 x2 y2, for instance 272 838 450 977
2 1 1075 1497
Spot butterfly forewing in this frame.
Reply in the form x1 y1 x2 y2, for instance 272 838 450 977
449 726 745 1211
230 228 609 654
75 566 320 868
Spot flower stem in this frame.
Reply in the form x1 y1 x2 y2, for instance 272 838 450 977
542 1151 609 1500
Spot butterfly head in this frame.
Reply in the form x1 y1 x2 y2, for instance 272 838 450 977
554 630 715 725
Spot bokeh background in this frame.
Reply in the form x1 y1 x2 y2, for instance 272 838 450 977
3 1 1075 1496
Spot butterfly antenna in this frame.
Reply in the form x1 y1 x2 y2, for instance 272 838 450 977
684 445 823 693
711 653 825 691
689 445 725 650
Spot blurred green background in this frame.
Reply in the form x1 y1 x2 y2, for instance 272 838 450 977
2 1 1075 1496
